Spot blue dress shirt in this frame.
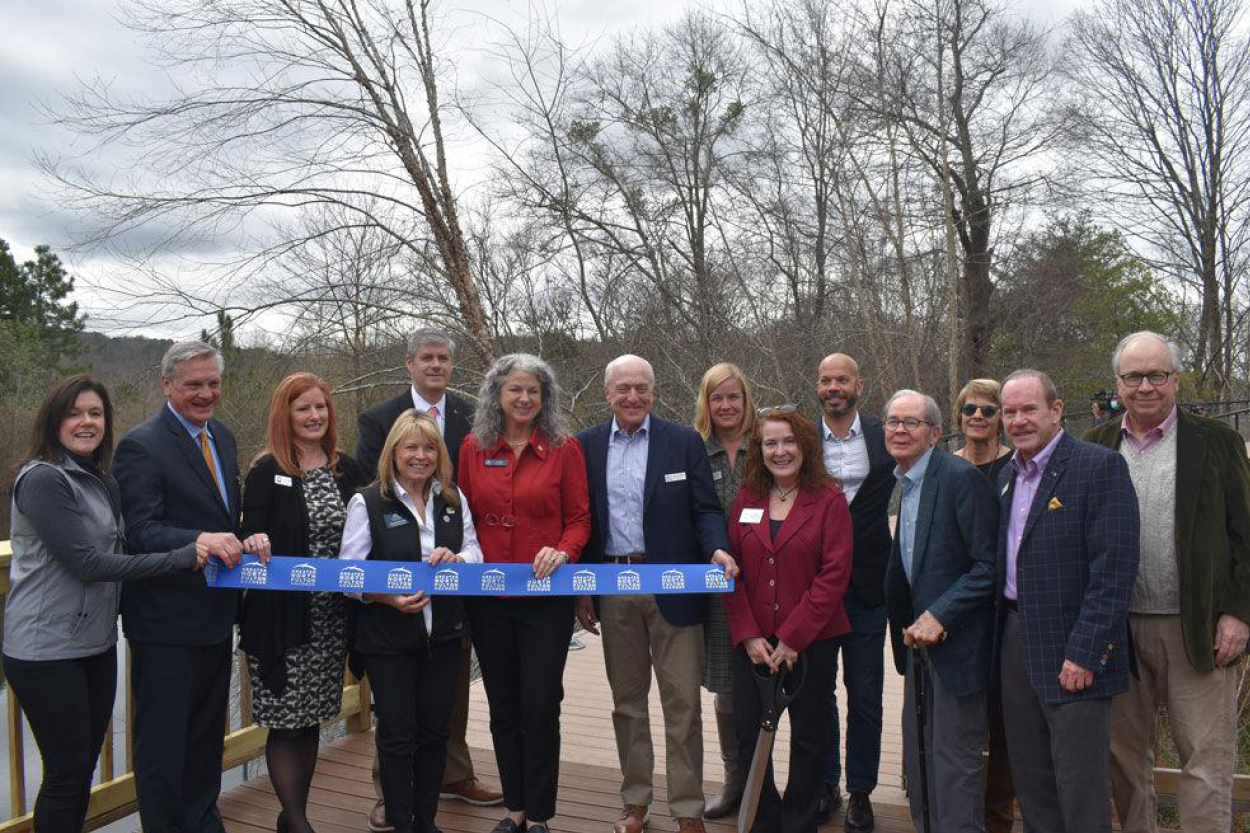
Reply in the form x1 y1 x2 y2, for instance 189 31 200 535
166 402 230 510
605 414 649 555
894 447 934 582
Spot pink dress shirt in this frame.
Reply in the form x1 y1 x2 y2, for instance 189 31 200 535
1004 429 1065 600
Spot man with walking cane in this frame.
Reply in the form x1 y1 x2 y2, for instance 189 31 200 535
882 390 999 833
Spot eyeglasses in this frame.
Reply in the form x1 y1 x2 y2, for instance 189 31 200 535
961 404 999 418
884 417 935 431
484 514 518 528
757 404 798 415
1118 371 1175 388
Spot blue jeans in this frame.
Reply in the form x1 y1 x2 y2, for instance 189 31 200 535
823 593 887 794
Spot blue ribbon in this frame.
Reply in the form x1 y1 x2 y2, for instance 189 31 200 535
205 555 734 596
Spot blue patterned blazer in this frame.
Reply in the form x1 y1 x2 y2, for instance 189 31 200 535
994 431 1140 704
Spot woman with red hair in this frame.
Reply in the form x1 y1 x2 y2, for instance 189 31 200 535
239 372 369 833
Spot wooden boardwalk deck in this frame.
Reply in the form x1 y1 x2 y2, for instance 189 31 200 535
220 634 921 833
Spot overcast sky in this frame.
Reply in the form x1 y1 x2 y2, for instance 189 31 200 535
0 0 1083 337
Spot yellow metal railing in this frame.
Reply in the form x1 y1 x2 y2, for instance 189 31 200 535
0 540 372 832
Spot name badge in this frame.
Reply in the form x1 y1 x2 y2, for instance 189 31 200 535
664 471 687 483
485 459 509 468
274 474 293 487
384 512 410 529
739 507 765 524
712 471 724 481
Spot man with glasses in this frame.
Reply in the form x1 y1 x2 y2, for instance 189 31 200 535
813 354 895 831
576 355 737 833
882 391 998 833
355 329 503 830
1086 331 1250 832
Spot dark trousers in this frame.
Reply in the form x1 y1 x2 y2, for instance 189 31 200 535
734 639 836 833
363 641 461 833
999 610 1111 833
131 638 232 833
468 596 573 822
822 593 886 793
2 648 116 833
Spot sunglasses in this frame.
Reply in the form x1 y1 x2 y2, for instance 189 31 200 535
961 404 999 418
757 404 798 415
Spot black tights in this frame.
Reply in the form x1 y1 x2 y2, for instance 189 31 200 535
266 726 321 832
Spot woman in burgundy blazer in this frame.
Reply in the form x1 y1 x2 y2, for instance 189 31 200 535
725 407 853 833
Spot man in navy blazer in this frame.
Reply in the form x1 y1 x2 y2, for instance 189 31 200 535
996 370 1139 833
882 391 997 833
115 342 249 833
575 355 736 833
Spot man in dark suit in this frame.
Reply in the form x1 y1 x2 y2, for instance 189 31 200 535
814 353 895 832
997 369 1139 833
354 329 502 830
115 341 249 832
574 354 736 833
1086 331 1250 832
882 390 997 833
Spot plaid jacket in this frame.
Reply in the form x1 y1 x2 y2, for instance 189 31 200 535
994 432 1140 704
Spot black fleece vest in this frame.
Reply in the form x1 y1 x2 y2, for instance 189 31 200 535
352 484 468 655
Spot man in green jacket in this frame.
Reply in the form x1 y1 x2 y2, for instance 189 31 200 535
1085 331 1250 832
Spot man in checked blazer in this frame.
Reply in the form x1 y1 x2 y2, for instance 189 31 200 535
995 369 1139 833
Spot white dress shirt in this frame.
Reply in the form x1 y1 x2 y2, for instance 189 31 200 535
410 388 447 435
822 411 870 503
339 479 483 634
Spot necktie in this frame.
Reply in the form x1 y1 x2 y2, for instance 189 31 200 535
200 429 223 493
429 405 440 421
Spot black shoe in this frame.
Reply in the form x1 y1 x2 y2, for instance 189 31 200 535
490 820 526 833
815 783 843 824
527 824 550 833
844 792 874 833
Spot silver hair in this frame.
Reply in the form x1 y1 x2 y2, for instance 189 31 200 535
407 328 456 359
1111 331 1181 375
884 389 942 431
472 353 568 447
604 354 655 387
1002 369 1059 405
160 341 223 379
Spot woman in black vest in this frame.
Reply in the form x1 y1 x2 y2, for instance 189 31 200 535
339 410 484 833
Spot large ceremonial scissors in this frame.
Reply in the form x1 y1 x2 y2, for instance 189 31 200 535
737 654 806 833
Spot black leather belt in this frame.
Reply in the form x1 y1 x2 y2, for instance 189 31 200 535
1002 596 1019 612
605 554 646 564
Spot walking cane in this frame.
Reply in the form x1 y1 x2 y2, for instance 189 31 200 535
912 645 933 833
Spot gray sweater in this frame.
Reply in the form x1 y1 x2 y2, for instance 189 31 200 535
4 457 198 661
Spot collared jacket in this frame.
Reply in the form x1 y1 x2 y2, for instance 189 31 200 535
725 485 853 652
994 433 1140 704
457 430 590 564
5 457 197 661
884 448 998 697
1086 410 1250 672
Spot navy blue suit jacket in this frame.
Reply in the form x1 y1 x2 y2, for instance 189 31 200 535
845 414 897 609
885 448 998 697
578 414 731 627
994 432 1139 704
114 405 241 645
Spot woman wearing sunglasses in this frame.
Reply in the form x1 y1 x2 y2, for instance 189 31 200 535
951 378 1014 833
952 379 1012 485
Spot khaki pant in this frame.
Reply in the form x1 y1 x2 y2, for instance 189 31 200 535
600 594 706 819
373 642 475 796
1110 614 1237 833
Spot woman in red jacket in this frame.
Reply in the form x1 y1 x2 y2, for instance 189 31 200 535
726 407 853 833
458 353 591 833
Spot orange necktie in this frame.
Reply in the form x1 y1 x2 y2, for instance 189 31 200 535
200 429 223 493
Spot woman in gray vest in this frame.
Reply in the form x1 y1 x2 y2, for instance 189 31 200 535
339 411 484 833
2 375 207 832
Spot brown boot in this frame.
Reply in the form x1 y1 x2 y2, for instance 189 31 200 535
703 708 745 819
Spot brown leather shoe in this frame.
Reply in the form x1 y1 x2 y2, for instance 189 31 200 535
676 818 706 833
612 805 649 833
367 799 394 832
440 776 505 806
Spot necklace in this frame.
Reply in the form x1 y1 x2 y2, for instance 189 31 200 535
774 484 799 502
506 438 528 450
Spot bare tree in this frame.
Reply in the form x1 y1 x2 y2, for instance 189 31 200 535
41 0 495 359
1067 0 1250 392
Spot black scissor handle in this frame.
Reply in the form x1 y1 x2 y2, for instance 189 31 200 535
751 653 807 731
